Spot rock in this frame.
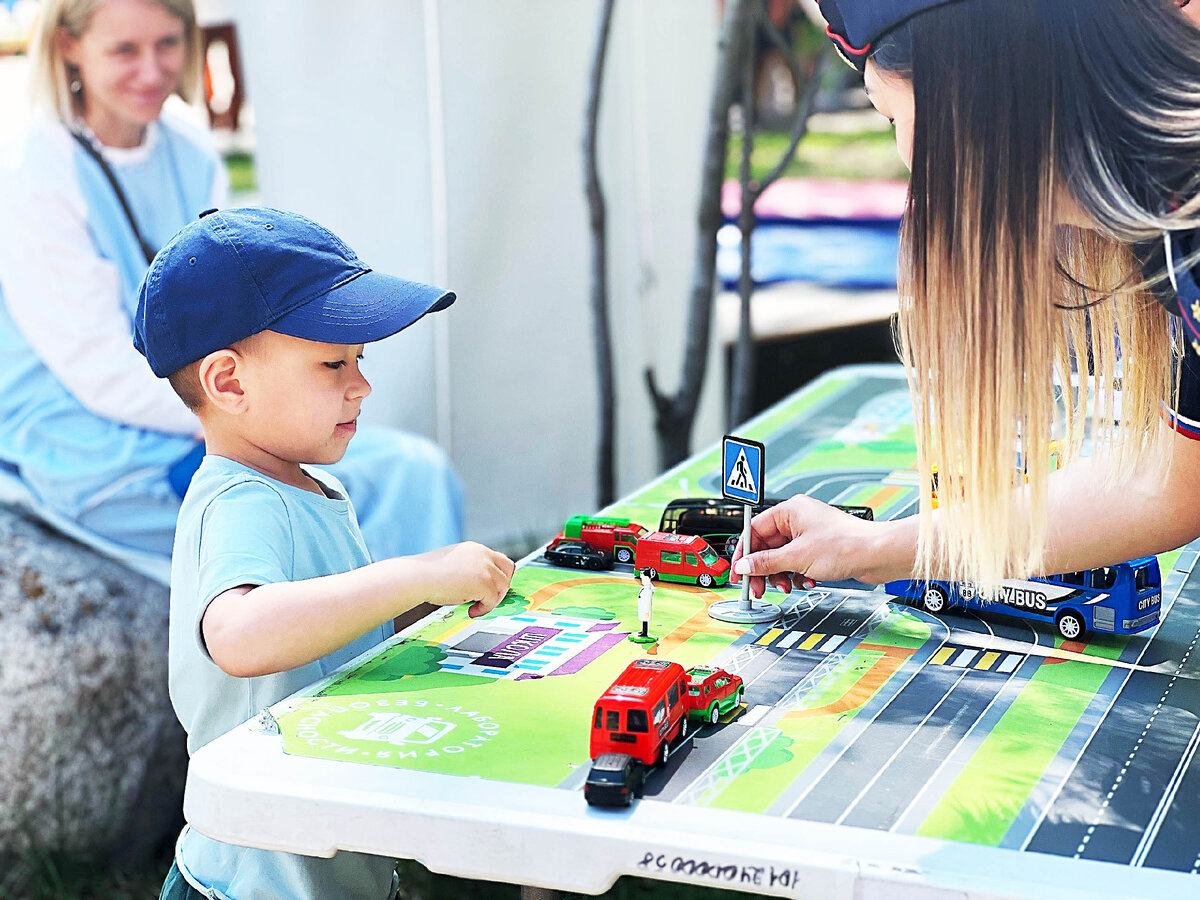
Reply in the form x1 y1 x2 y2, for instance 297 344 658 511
0 505 185 864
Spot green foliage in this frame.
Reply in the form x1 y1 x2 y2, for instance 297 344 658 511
726 126 908 181
223 151 256 194
358 642 448 680
479 589 530 618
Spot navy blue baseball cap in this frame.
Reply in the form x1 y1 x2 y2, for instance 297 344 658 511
819 0 967 71
134 207 456 378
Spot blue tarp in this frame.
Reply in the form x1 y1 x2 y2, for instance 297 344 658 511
717 220 901 291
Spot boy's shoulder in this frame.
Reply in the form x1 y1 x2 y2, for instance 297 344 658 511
181 456 289 516
179 456 350 534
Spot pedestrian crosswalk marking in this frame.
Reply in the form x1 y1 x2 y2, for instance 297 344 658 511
819 635 845 653
951 649 978 668
799 632 825 650
931 647 955 665
777 632 802 649
927 645 1024 672
756 628 784 646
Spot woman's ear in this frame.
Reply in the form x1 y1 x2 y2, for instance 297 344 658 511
57 26 81 66
198 350 247 414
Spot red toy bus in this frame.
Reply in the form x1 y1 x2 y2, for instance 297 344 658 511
589 659 690 767
548 515 648 565
634 532 730 588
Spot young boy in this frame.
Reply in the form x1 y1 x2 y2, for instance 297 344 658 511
136 207 514 900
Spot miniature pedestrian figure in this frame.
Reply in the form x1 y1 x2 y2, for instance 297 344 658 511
629 567 657 644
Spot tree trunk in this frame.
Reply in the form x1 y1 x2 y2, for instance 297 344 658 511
583 0 618 506
645 0 753 471
728 2 760 430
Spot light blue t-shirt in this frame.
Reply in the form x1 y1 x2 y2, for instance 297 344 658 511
170 454 396 900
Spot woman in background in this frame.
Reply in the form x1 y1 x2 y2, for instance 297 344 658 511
733 0 1200 593
0 0 462 562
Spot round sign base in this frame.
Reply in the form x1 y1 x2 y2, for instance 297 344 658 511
627 633 657 644
708 598 783 624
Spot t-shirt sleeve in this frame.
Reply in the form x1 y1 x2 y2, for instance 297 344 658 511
1169 344 1200 441
194 480 295 657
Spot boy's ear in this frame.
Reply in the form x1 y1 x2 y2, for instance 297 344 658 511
198 350 247 413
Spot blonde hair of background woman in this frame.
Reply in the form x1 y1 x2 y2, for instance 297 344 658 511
27 0 202 123
874 0 1198 590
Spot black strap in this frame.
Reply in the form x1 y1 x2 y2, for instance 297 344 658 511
70 131 157 266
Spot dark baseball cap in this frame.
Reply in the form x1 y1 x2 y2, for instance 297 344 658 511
819 0 967 70
134 207 456 378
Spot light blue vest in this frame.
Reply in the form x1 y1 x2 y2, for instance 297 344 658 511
0 115 218 516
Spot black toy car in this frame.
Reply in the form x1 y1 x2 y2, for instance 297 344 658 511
659 497 874 560
583 753 644 807
544 539 612 570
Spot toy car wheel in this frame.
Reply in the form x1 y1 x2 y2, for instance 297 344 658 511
616 547 633 564
708 704 720 725
1056 610 1085 641
734 687 744 706
659 740 670 766
921 585 948 614
698 573 715 588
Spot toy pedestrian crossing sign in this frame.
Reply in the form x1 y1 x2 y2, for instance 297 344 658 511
722 436 764 505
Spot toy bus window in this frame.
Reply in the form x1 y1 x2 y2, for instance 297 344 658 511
653 701 666 726
1135 566 1159 591
1091 567 1117 590
668 684 679 706
661 508 683 531
1061 571 1087 587
661 551 683 565
594 707 604 729
685 553 698 566
606 710 620 731
627 709 648 733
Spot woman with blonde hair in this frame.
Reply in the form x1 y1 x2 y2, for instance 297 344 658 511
733 0 1200 594
0 0 463 569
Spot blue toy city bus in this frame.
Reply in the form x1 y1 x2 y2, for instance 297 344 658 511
883 557 1162 641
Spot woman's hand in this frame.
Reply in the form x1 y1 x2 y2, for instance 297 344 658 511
730 496 916 596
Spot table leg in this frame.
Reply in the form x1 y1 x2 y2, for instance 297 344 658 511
520 888 561 900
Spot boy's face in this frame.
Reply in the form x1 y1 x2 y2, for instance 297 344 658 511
235 331 370 466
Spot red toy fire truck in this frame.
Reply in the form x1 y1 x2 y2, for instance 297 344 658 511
547 515 647 565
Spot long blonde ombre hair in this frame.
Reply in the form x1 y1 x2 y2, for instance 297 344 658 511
874 0 1200 587
28 0 202 123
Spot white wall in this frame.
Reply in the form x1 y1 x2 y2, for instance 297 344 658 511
236 0 723 547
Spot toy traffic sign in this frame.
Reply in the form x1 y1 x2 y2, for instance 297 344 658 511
711 435 782 624
722 436 763 505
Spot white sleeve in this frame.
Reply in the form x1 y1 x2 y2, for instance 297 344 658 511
0 170 200 435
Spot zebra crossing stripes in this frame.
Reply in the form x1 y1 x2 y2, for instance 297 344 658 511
927 644 1025 672
752 628 847 654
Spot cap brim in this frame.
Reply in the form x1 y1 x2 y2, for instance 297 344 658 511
269 270 455 345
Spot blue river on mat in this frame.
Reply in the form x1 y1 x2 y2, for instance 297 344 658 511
716 220 901 291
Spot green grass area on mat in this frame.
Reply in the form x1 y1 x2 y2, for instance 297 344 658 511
916 657 1110 845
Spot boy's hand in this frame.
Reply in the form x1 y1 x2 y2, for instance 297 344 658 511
415 542 515 618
